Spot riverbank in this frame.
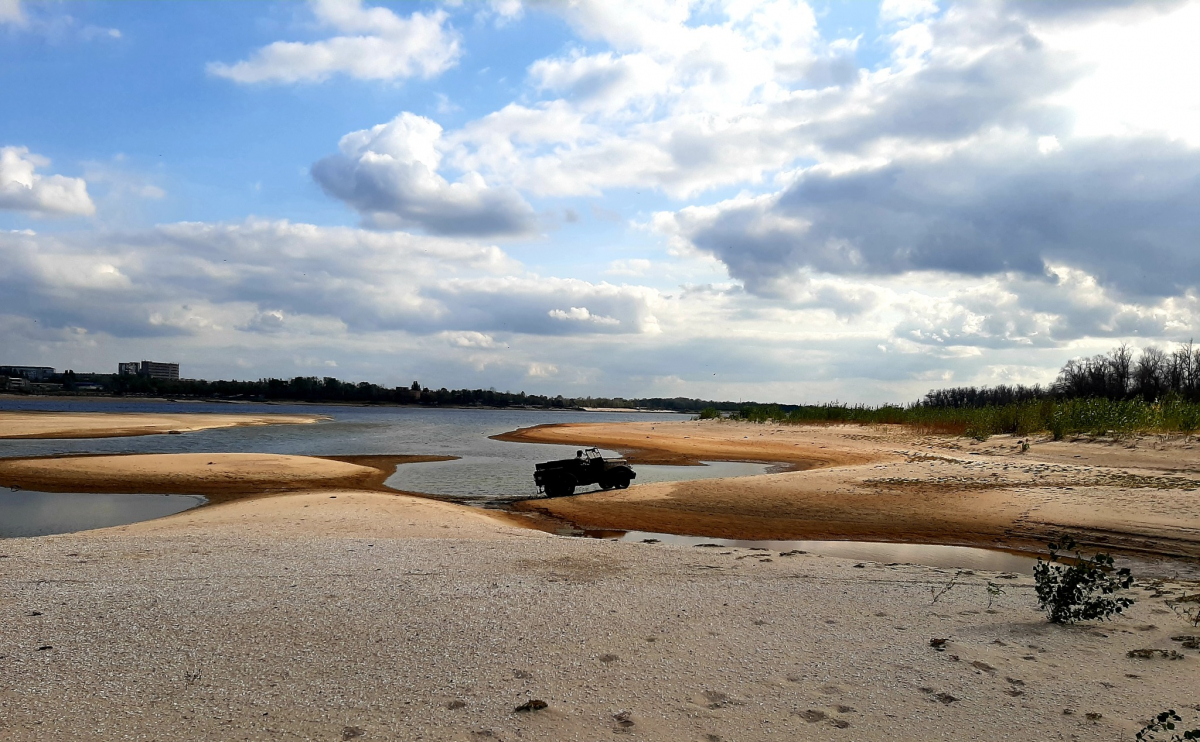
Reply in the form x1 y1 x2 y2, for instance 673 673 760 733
507 420 1200 562
3 504 1199 741
0 410 324 439
2 415 1200 739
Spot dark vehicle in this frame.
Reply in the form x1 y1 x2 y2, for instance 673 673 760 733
534 448 636 498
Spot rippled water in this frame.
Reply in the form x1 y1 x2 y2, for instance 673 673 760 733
0 490 206 538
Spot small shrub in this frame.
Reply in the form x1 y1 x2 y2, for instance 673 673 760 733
1033 536 1134 624
696 407 721 420
1137 710 1200 741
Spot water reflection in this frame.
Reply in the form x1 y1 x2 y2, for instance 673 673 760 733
0 491 206 538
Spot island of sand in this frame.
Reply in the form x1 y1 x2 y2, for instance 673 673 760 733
2 411 1199 740
0 409 325 439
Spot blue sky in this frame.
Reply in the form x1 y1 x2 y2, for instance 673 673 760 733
3 0 1200 403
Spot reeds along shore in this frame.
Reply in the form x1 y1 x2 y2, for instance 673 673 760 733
728 342 1200 439
730 397 1200 440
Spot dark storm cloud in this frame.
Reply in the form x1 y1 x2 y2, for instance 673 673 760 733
672 137 1200 299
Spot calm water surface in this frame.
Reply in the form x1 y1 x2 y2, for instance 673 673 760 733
0 399 753 499
0 490 205 538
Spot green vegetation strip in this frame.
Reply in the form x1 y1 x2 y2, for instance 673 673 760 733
724 398 1200 440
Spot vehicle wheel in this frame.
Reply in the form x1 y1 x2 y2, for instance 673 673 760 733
612 472 632 490
546 480 575 497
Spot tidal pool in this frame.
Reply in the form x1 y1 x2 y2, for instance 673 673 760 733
0 490 206 538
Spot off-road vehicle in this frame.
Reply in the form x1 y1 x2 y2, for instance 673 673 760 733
533 447 636 497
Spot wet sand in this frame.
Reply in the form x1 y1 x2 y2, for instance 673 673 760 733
509 421 1200 561
0 410 323 439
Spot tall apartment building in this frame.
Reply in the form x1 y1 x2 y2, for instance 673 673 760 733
118 361 180 380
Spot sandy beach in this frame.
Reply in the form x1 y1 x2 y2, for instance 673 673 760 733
4 497 1199 741
0 410 324 439
2 411 1199 740
507 420 1200 562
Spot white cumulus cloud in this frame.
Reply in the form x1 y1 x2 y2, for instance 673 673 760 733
312 112 538 237
208 0 461 84
548 306 621 325
0 146 95 217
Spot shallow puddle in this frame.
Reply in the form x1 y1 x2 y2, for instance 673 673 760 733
0 490 206 538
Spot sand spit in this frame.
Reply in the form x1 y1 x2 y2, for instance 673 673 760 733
0 452 455 505
493 419 883 468
510 421 1200 562
2 508 1198 741
0 410 323 439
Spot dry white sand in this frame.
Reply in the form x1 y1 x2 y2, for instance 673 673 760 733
1 494 1198 741
0 410 322 439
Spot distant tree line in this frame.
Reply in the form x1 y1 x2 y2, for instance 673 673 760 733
22 371 755 413
917 342 1200 409
732 341 1200 439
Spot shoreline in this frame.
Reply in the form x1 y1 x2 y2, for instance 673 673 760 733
502 420 1200 564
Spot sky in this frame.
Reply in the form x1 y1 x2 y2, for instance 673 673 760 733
3 0 1200 404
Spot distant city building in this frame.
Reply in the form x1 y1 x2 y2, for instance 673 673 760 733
0 365 55 381
118 361 180 380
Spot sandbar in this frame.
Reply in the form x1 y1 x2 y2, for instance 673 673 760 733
509 420 1200 561
0 452 455 504
0 410 324 439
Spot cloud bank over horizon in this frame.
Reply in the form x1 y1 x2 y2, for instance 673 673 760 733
3 0 1200 403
